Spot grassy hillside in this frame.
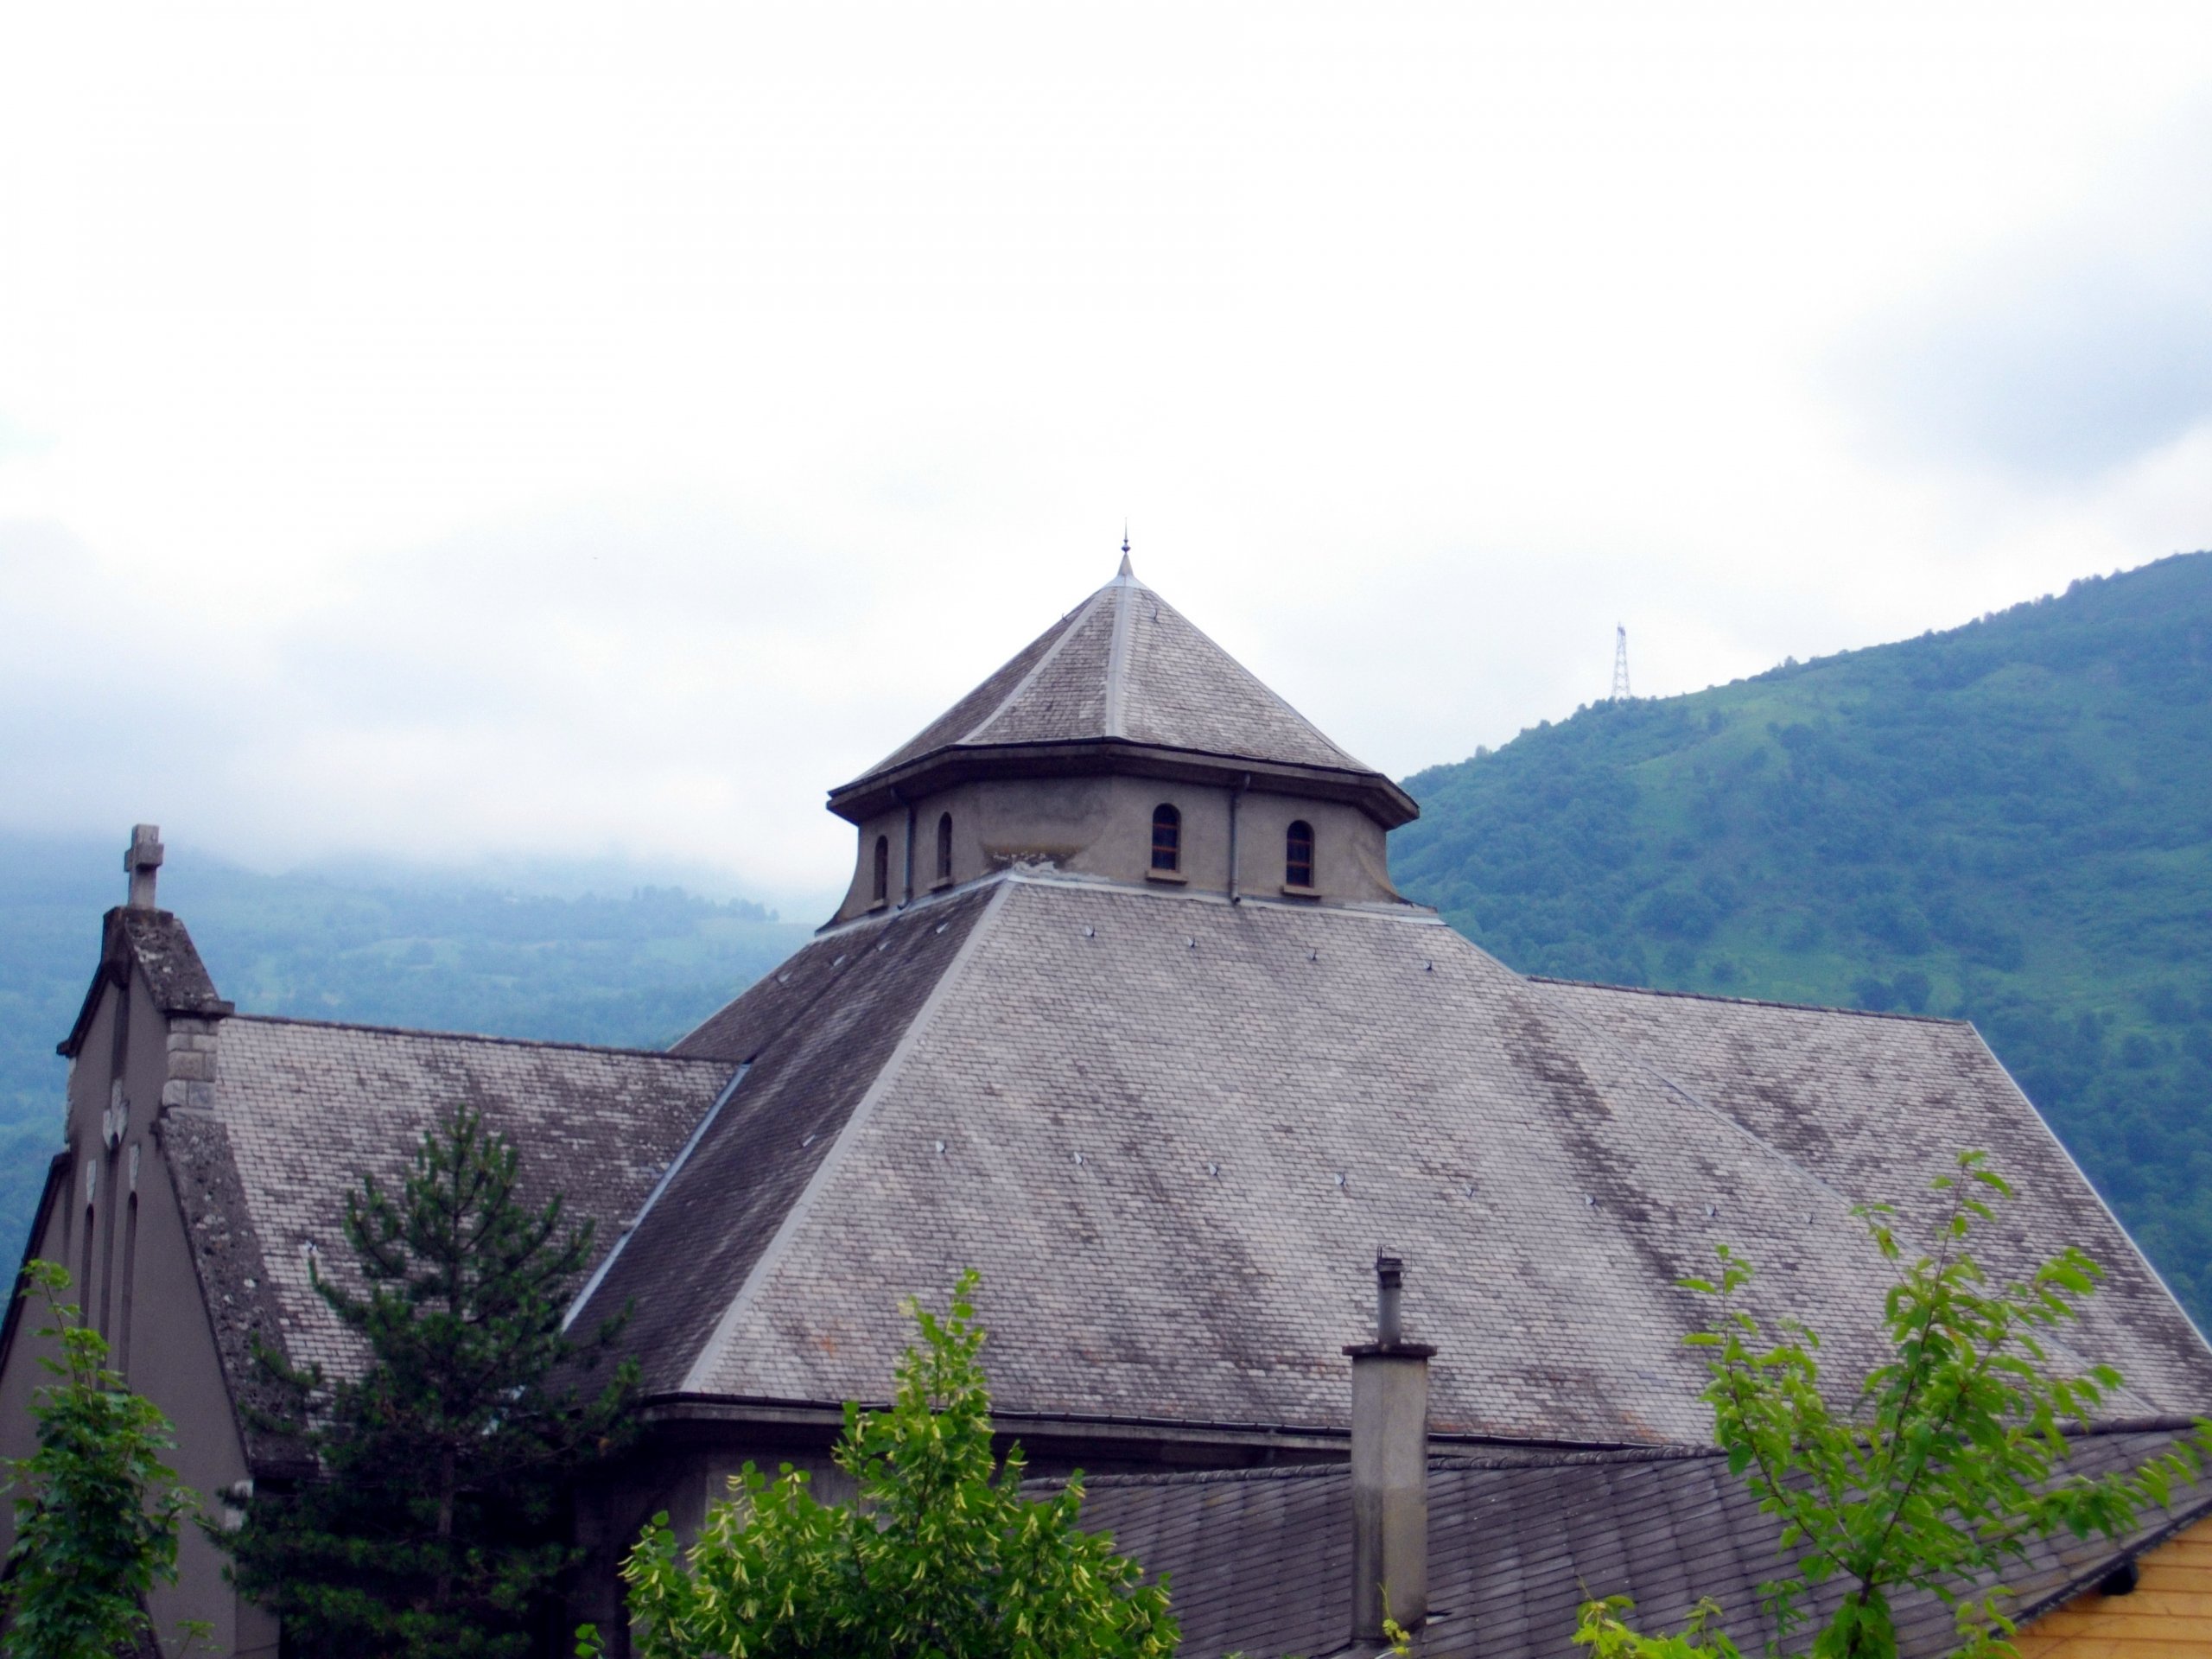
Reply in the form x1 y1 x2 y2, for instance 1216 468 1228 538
0 837 809 1256
1394 551 2212 1326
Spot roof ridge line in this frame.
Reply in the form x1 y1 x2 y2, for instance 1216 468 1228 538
677 878 1018 1394
962 585 1115 747
1103 572 1135 739
565 1059 752 1332
226 1012 727 1062
1529 975 1968 1025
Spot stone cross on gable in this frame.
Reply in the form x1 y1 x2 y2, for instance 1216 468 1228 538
126 823 163 910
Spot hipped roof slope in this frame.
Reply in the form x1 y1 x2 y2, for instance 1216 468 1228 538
834 564 1414 824
169 1014 728 1440
575 871 2212 1438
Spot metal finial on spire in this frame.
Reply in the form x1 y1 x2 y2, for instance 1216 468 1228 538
1118 520 1133 579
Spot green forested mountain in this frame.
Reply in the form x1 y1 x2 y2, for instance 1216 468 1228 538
1394 551 2212 1325
0 840 809 1256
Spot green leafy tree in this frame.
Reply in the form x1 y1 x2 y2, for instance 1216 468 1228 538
591 1270 1178 1659
1575 1154 2212 1659
222 1105 637 1659
0 1259 200 1659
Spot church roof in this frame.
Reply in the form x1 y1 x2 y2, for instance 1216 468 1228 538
160 1014 728 1448
541 869 2212 1440
830 564 1419 828
1057 1429 2212 1659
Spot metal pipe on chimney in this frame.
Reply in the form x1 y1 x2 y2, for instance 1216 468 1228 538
1344 1251 1434 1647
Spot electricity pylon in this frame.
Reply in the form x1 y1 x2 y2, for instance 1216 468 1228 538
1611 625 1631 702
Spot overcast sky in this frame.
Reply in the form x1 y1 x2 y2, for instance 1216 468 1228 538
4 2 2210 912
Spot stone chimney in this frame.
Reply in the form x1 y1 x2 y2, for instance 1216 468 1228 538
126 824 164 910
1344 1252 1433 1645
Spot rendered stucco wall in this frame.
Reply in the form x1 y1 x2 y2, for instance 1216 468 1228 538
830 775 1397 924
0 966 274 1657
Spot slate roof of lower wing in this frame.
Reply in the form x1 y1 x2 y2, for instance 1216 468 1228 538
1059 1430 2212 1659
200 1018 728 1390
633 872 2212 1438
1533 978 2212 1395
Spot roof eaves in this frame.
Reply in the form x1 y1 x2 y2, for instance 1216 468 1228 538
677 878 1018 1393
56 918 125 1058
0 1151 74 1378
226 1013 733 1065
829 737 1420 827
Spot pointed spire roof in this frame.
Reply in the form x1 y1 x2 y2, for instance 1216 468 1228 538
830 565 1417 827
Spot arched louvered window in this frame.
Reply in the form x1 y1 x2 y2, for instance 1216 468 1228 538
1151 804 1182 872
872 835 890 904
937 813 954 882
1286 820 1315 888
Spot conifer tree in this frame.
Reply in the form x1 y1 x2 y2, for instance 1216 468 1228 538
223 1105 636 1659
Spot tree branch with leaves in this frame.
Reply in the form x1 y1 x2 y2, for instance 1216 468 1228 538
1577 1153 2212 1659
591 1269 1178 1659
1 1259 204 1659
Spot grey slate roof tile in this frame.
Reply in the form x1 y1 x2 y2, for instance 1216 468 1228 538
206 1017 728 1390
176 871 2212 1454
868 606 1089 777
1534 978 2212 1400
1115 583 1363 771
847 570 1373 793
577 885 1004 1389
1063 1433 2212 1659
645 874 2212 1438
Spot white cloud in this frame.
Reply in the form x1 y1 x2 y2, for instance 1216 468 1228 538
1836 100 2212 480
3 2 2211 912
